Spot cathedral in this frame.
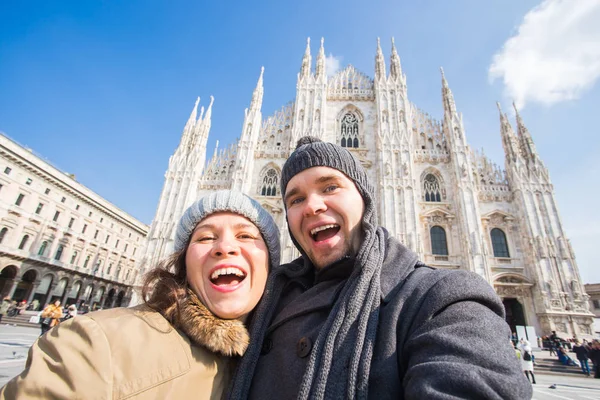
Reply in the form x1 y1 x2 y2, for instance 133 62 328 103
139 38 593 339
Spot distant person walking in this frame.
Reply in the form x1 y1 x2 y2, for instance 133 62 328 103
573 340 591 376
520 339 536 384
40 300 63 336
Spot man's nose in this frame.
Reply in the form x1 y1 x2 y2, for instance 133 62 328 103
303 193 326 216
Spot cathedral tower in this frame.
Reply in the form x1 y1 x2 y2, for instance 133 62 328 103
142 96 213 269
440 69 489 279
373 38 421 252
500 104 590 336
291 38 328 145
231 68 265 193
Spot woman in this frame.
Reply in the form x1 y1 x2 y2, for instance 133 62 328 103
520 339 536 384
62 304 78 322
0 190 280 399
39 300 63 336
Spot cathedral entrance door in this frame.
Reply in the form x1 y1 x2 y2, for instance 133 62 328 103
502 298 526 333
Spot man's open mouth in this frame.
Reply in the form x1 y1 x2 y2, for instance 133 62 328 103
210 267 247 286
310 224 340 242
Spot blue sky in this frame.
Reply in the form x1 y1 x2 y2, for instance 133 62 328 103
1 0 599 282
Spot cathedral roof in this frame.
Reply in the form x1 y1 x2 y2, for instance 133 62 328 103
327 65 374 100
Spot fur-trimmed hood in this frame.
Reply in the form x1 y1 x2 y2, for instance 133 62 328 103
177 290 249 357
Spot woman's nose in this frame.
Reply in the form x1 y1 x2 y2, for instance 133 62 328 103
211 236 240 257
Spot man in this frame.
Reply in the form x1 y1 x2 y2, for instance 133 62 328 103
230 137 531 399
573 340 591 376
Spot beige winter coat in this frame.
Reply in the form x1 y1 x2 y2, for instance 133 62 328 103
0 294 249 399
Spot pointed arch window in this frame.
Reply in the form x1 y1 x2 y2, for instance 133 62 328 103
260 168 279 197
340 113 359 148
0 228 7 244
18 235 29 250
423 174 442 202
491 228 510 258
430 226 448 255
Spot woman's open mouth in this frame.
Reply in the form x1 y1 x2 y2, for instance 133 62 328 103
210 267 247 287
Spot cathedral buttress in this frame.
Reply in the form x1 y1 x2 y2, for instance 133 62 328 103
143 96 212 269
231 67 264 193
374 38 420 253
291 38 327 144
502 105 586 321
441 69 489 280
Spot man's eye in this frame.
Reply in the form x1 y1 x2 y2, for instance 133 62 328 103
324 185 338 193
197 236 215 242
238 233 256 240
289 197 304 206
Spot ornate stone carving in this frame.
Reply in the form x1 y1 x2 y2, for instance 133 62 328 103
555 322 567 333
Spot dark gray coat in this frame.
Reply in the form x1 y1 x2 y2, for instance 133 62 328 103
248 236 532 399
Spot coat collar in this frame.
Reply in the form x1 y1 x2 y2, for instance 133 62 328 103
176 290 250 357
273 230 420 313
379 234 420 303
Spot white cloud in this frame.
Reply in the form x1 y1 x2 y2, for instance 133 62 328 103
489 0 600 108
326 53 342 77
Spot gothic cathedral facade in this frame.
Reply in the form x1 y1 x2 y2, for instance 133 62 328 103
140 38 593 339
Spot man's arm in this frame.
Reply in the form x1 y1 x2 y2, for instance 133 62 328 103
401 270 532 400
0 316 112 399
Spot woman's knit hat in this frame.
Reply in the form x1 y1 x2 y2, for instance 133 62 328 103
174 190 280 270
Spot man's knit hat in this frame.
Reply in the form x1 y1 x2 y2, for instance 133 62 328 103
281 137 375 210
174 190 280 270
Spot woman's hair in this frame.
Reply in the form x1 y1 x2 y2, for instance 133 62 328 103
141 247 189 326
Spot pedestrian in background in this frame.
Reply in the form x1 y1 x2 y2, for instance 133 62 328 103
39 300 63 336
573 340 591 376
520 339 536 384
590 340 600 378
62 304 78 322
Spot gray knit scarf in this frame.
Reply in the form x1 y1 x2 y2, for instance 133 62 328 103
228 192 385 400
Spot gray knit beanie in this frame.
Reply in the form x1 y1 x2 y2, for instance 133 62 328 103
174 190 280 270
281 136 375 212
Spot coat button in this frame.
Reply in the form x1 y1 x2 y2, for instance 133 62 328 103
261 338 273 355
296 337 312 358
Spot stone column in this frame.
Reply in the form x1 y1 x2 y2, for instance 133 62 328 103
26 281 41 304
61 284 73 306
42 283 57 306
5 280 18 299
110 290 118 308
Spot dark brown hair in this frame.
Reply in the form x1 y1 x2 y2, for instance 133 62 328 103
141 247 189 326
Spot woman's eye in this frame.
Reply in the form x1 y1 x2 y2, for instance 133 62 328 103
238 233 256 240
196 236 215 242
324 185 338 193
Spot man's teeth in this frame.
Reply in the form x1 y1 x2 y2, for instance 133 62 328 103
310 224 339 236
210 267 245 280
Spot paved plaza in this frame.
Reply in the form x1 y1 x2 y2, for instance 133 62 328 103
0 324 600 399
0 325 38 387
